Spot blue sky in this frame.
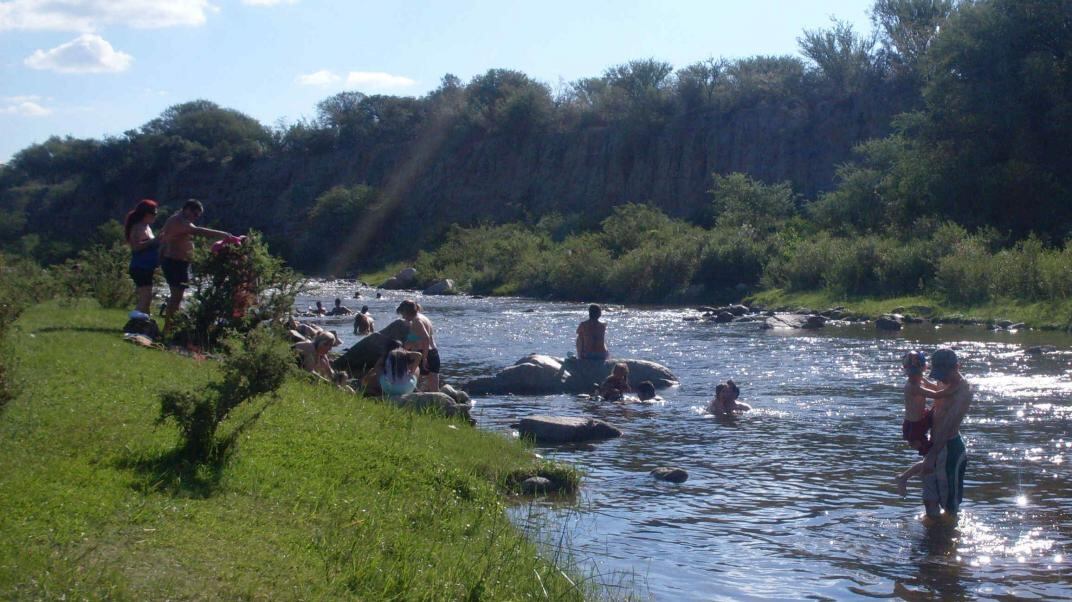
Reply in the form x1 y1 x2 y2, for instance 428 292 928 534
0 0 875 163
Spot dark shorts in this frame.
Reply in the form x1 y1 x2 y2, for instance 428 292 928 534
923 436 968 515
421 348 441 375
129 266 155 287
902 408 933 455
161 257 191 289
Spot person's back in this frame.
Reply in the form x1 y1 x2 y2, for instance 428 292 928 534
576 304 608 361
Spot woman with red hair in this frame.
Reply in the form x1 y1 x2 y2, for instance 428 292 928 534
124 199 160 315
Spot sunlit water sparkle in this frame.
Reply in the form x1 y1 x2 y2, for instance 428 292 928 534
301 283 1072 600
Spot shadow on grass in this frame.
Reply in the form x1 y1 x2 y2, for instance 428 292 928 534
115 400 273 498
33 326 120 335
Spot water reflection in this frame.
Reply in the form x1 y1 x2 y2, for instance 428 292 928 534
301 284 1072 600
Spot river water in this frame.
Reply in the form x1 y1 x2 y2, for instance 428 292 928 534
300 283 1072 600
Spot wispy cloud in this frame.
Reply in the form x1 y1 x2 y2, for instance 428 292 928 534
0 0 214 32
0 95 52 117
242 0 299 5
25 34 133 74
345 71 416 89
296 69 341 86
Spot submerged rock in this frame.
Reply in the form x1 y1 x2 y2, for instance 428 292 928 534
650 467 689 483
1026 345 1058 355
513 415 623 444
521 476 553 494
761 313 824 330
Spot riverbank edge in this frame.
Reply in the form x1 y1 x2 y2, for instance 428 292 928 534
0 302 598 600
350 264 1071 331
746 289 1072 331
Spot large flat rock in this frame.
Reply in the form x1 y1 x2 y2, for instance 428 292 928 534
464 354 677 395
513 415 622 444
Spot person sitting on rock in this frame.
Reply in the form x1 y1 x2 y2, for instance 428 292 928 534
294 332 340 383
707 380 751 414
599 362 631 401
353 305 375 335
576 304 609 361
378 347 424 399
328 297 353 316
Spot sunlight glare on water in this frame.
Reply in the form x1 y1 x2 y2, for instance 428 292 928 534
300 284 1072 600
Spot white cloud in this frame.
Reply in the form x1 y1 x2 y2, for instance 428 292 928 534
0 0 214 32
296 69 341 86
0 96 51 116
345 71 416 90
242 0 298 5
24 34 133 74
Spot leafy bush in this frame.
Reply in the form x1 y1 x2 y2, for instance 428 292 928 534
696 226 768 288
0 254 57 407
606 235 703 303
935 237 993 304
173 232 303 349
158 327 294 461
56 242 137 309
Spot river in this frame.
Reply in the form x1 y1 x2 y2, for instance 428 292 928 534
300 283 1072 600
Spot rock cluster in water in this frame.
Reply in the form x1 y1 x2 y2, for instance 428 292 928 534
464 354 678 396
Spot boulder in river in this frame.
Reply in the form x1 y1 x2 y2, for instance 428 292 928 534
423 279 456 295
1025 345 1057 355
761 313 823 330
464 354 677 395
650 467 689 483
394 392 474 424
875 315 903 331
332 318 411 375
513 415 622 444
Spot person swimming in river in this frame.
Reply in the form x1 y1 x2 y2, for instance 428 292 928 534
707 380 750 414
353 305 374 335
576 304 609 361
894 350 966 497
599 362 631 401
636 380 657 401
327 298 353 316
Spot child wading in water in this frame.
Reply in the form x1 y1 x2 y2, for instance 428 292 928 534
895 351 961 496
599 362 631 401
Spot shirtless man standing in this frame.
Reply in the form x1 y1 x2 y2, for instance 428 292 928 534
576 304 609 361
920 348 973 523
158 199 232 332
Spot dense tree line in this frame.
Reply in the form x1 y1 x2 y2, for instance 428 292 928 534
1 0 1069 287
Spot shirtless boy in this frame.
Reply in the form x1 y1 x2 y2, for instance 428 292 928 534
919 348 972 523
158 199 232 332
576 304 609 361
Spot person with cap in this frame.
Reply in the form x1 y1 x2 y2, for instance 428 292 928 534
918 348 972 523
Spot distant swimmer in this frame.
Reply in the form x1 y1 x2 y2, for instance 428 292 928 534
707 380 750 414
327 297 353 316
636 380 657 401
353 305 375 335
312 300 327 316
576 304 609 361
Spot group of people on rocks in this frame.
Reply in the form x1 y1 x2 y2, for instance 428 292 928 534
126 199 974 522
290 299 439 400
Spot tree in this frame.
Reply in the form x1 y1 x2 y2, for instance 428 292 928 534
799 19 882 94
871 0 956 75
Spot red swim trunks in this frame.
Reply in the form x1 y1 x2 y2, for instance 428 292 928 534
902 408 933 455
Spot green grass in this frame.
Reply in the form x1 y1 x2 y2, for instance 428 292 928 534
0 301 603 600
749 288 1072 329
355 261 410 288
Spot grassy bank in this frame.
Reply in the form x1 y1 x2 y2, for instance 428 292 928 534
0 302 598 600
749 289 1072 330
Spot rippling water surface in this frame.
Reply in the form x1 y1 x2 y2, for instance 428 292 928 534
301 284 1072 600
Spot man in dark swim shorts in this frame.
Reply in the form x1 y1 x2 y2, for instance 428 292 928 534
158 199 232 333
